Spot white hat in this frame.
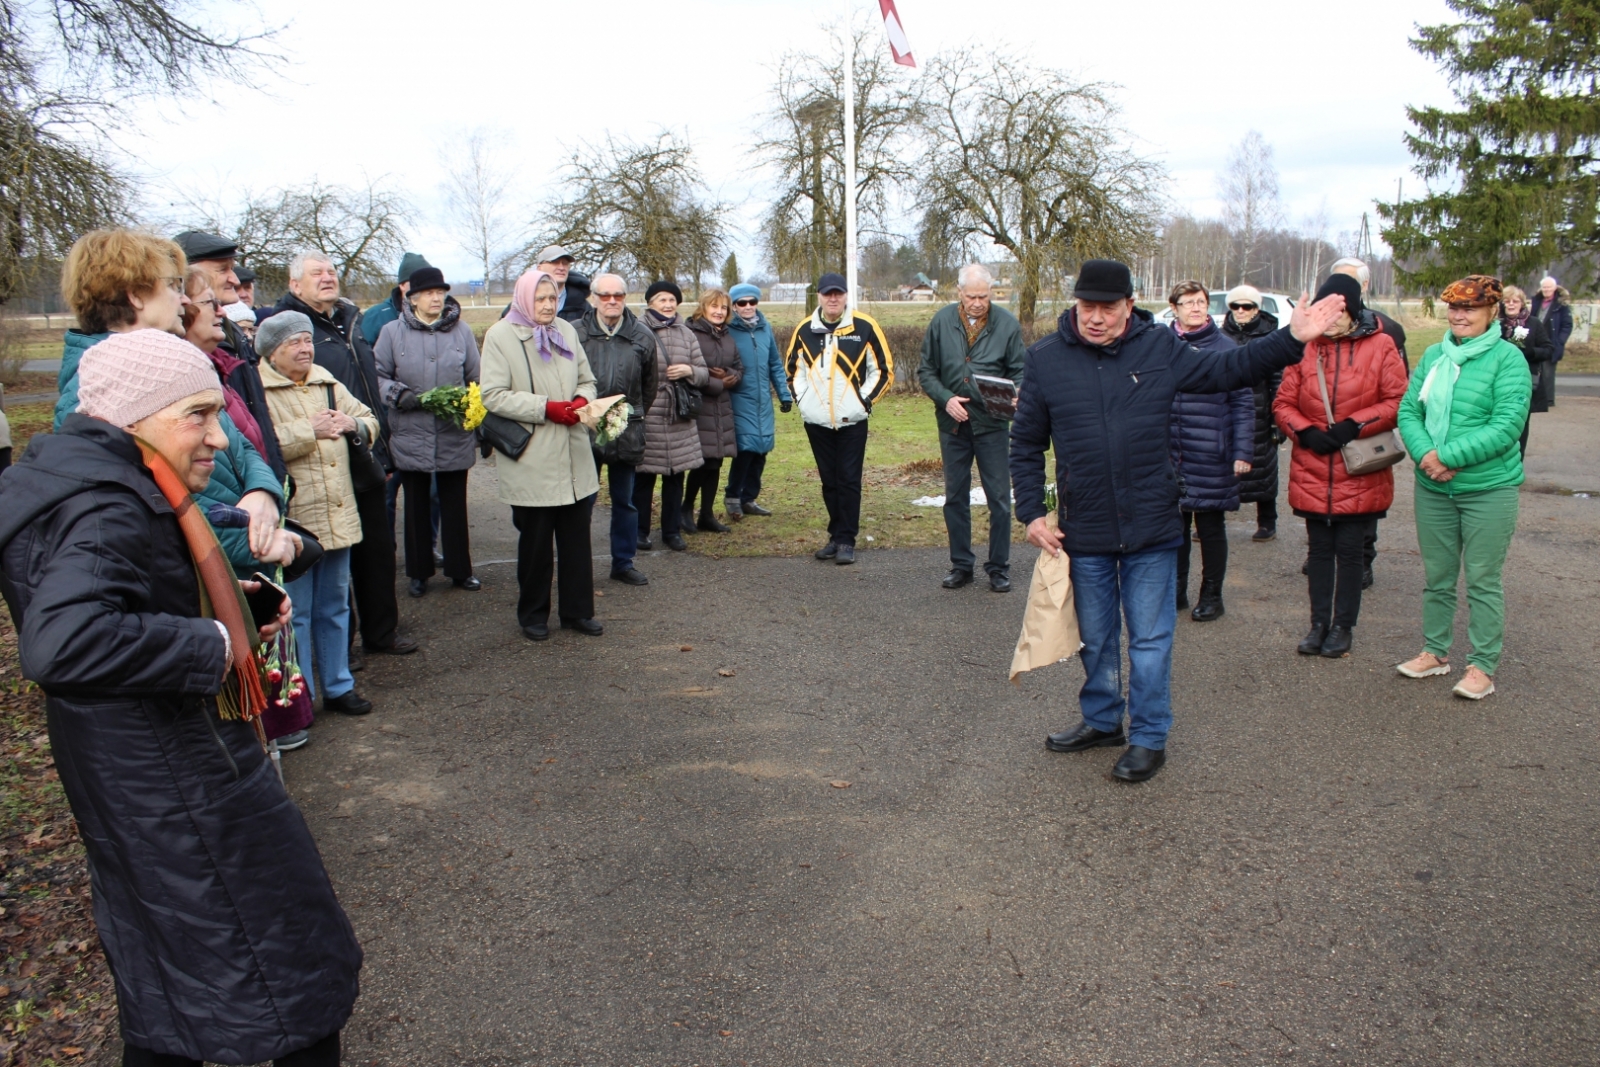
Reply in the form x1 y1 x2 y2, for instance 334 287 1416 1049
223 301 256 325
1226 284 1263 307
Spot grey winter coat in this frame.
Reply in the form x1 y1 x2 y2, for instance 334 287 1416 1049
687 316 743 460
0 417 361 1063
639 312 709 476
373 298 481 472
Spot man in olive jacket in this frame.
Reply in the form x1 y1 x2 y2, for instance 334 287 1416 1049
917 264 1026 592
577 274 659 585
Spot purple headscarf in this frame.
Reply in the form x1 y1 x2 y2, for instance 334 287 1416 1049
505 269 574 362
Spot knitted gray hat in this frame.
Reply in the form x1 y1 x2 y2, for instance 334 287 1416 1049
256 310 313 359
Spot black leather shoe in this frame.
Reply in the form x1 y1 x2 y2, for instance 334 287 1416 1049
453 576 482 591
664 533 689 552
942 569 974 589
1252 526 1277 542
1190 579 1224 622
561 618 604 636
834 543 855 565
742 501 773 516
1112 745 1166 783
723 499 743 522
1362 565 1374 590
522 623 549 641
1176 587 1190 611
1297 622 1329 655
611 568 648 586
697 516 731 533
367 636 418 655
1045 722 1127 753
1320 625 1353 658
989 573 1011 593
408 578 427 598
323 690 372 716
638 534 654 551
679 510 698 533
814 541 839 560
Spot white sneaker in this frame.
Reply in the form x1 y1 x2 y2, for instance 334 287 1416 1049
274 729 310 751
1452 667 1495 700
1397 653 1451 679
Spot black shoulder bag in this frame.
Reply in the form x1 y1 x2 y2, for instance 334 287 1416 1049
475 336 537 460
324 384 388 493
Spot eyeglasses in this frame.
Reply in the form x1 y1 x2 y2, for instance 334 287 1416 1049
734 299 758 307
1229 303 1257 311
595 292 627 301
192 298 219 311
1175 298 1209 309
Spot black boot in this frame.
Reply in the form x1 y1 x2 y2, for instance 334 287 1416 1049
1297 621 1329 655
1320 625 1353 658
1176 585 1190 611
1190 578 1224 622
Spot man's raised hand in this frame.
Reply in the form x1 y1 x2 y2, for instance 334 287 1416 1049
1288 289 1347 342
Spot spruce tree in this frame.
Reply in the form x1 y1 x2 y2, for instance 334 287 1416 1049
1379 0 1600 292
721 252 740 291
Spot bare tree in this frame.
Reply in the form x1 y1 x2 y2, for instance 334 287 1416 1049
0 1 277 304
1218 131 1281 285
540 131 725 288
919 49 1165 324
755 26 924 286
442 129 527 303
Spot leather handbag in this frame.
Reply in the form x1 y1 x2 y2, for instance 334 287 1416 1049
477 412 532 460
670 378 702 421
324 385 388 493
1315 358 1405 476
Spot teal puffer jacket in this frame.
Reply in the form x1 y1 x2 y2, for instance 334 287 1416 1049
196 413 285 577
1397 335 1530 495
54 330 110 429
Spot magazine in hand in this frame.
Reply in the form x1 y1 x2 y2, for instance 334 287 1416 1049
973 374 1019 418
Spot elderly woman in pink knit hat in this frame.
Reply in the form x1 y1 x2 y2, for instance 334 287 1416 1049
0 329 362 1067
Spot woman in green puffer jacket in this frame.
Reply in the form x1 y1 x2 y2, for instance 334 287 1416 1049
1395 275 1532 701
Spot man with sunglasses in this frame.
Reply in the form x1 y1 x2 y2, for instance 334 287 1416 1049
1221 285 1284 542
577 275 658 585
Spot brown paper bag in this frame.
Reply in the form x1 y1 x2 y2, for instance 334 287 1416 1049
1009 514 1081 685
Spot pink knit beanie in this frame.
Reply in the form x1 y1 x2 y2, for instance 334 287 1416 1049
77 330 223 428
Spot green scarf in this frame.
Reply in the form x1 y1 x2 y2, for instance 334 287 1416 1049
1420 326 1502 449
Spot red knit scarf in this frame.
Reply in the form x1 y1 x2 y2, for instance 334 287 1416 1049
135 438 268 724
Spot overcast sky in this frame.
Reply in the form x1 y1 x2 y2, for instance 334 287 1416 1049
125 0 1457 284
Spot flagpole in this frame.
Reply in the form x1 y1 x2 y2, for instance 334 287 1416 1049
843 0 858 311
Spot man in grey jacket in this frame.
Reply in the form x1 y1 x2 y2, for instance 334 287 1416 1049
917 264 1026 592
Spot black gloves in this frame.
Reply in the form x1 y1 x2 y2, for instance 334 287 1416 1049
780 401 793 414
1329 419 1362 445
1297 426 1341 455
396 390 422 412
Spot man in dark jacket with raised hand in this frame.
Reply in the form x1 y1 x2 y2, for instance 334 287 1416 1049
918 263 1026 592
1010 260 1345 783
274 250 417 657
580 274 659 585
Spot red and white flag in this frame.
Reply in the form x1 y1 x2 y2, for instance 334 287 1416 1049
878 0 916 67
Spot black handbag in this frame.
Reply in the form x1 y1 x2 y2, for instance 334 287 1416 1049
280 518 324 584
477 412 532 460
324 385 387 493
670 378 702 421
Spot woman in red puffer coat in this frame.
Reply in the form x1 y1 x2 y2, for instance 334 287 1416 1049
1274 274 1409 661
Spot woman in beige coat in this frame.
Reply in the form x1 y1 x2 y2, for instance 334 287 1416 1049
257 310 382 715
481 269 601 641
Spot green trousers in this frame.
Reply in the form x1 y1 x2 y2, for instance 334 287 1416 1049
1413 484 1520 674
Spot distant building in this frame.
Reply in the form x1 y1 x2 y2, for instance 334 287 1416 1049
768 282 808 303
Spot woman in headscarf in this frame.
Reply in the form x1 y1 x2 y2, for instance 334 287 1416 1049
1497 284 1554 457
480 269 601 641
1396 275 1531 700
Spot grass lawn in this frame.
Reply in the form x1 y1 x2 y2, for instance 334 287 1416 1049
6 403 54 452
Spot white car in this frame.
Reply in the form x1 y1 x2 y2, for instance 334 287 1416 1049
1154 290 1298 328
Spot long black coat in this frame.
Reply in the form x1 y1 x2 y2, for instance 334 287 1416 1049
1010 306 1303 556
1222 309 1283 505
0 417 361 1063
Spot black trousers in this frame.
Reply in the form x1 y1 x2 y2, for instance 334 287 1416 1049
1177 509 1228 593
350 482 400 650
402 469 471 580
1256 498 1278 527
725 450 768 505
512 498 596 627
804 421 869 546
633 471 686 537
683 456 726 521
1307 517 1369 628
124 1032 339 1067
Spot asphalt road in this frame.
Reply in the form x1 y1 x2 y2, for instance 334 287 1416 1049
115 400 1600 1066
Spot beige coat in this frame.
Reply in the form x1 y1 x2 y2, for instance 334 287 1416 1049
259 360 381 551
480 317 600 508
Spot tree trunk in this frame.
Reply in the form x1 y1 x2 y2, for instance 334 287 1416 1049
1018 259 1041 328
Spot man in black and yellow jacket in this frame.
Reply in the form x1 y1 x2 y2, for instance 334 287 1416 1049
783 272 894 565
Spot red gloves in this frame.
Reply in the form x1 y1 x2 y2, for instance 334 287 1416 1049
543 397 588 426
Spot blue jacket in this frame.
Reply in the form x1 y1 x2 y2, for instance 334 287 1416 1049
728 311 793 453
1167 320 1255 512
1010 306 1304 556
196 414 286 577
54 330 110 429
361 288 403 347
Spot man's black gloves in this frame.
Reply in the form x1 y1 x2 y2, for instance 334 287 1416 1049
780 401 793 414
1297 426 1341 455
1328 419 1362 445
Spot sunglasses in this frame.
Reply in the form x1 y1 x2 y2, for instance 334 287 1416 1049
734 299 758 307
595 292 627 301
1229 303 1257 311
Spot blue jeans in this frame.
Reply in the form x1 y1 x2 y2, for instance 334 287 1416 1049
1069 547 1177 749
939 425 1012 576
285 547 354 703
600 460 639 573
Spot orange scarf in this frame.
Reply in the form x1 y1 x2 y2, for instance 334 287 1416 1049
135 438 268 724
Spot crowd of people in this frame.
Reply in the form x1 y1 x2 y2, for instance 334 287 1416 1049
0 224 1559 1063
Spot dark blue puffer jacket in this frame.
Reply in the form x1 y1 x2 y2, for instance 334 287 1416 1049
1168 320 1255 512
1010 305 1303 556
